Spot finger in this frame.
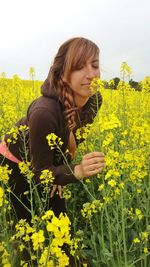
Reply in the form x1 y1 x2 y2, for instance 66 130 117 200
58 185 63 198
85 157 105 166
86 166 105 177
50 185 57 198
83 151 105 160
85 162 105 172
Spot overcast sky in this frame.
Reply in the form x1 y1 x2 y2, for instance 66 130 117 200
0 0 149 81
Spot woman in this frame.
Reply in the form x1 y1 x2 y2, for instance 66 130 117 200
0 37 105 221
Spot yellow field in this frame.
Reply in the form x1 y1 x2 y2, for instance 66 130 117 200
0 75 150 266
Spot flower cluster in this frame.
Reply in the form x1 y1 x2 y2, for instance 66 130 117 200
0 242 11 267
47 133 63 150
133 228 150 254
39 169 54 185
0 165 12 184
10 211 76 267
18 161 34 182
81 200 103 219
41 211 72 267
90 77 105 94
6 125 29 144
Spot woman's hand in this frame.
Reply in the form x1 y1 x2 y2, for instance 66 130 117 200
50 185 63 198
74 151 105 180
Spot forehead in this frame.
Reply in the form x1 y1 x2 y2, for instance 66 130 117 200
72 49 99 70
86 55 99 63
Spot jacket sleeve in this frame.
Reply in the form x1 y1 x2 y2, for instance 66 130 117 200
28 106 78 186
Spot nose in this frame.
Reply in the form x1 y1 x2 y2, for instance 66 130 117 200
86 66 98 80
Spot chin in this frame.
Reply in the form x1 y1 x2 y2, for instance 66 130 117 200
87 91 92 97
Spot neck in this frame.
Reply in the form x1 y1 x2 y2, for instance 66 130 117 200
74 95 89 108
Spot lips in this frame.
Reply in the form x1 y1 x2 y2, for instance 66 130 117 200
82 83 90 86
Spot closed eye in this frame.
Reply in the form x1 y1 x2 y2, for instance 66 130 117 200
75 65 84 70
92 64 99 69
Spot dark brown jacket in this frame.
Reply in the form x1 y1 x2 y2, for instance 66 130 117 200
5 79 102 185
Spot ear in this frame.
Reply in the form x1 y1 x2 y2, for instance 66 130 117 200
61 74 67 83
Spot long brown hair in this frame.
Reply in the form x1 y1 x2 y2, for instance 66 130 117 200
48 37 99 131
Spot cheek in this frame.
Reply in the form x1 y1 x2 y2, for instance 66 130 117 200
70 73 81 87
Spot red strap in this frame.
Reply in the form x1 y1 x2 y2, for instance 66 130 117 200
0 141 21 164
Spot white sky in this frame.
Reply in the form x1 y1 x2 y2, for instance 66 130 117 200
0 0 150 81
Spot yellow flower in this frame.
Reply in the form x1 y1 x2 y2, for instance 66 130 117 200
108 179 117 187
40 169 54 184
120 61 132 81
114 187 120 195
31 230 45 250
42 210 54 220
18 161 34 182
140 76 150 92
143 247 148 254
137 188 142 193
0 187 4 207
102 132 114 147
81 200 102 218
58 252 69 267
135 208 143 220
98 184 104 191
47 133 63 150
19 244 25 252
141 231 149 242
105 169 120 180
63 187 72 200
119 182 124 189
0 165 12 184
120 140 126 147
39 246 54 266
133 238 140 243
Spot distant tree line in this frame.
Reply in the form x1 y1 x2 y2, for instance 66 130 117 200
103 77 142 91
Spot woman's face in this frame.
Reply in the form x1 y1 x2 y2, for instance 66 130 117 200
63 55 100 107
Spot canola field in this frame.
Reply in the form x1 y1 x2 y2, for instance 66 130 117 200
0 75 150 267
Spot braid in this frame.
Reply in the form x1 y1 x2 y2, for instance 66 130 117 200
57 80 78 131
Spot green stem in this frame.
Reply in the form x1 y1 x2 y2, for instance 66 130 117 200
100 206 106 255
29 179 34 220
89 216 99 263
104 205 113 257
114 200 122 266
81 181 95 201
121 190 127 266
8 187 31 213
